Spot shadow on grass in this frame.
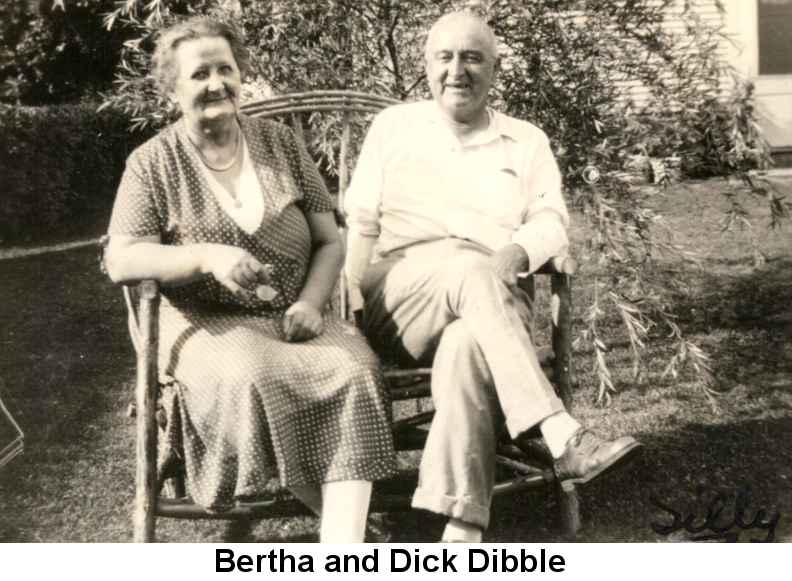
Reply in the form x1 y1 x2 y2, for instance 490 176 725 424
686 257 792 332
673 258 792 397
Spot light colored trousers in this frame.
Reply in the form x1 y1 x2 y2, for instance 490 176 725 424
360 238 566 528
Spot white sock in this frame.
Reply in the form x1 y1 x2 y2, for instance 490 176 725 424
541 412 582 459
442 518 483 543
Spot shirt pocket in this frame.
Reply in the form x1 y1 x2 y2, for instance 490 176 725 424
483 165 524 230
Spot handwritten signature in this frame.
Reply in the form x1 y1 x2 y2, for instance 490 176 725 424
650 485 780 542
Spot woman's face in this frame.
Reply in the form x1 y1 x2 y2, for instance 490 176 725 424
170 36 241 130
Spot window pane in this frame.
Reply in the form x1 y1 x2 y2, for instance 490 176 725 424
758 0 792 75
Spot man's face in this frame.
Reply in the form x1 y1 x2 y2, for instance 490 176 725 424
425 19 498 125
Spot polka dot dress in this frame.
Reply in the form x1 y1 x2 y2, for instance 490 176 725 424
109 116 396 511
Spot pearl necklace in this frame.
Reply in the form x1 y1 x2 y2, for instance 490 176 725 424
190 127 241 172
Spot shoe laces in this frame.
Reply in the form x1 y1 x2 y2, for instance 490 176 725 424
569 429 601 452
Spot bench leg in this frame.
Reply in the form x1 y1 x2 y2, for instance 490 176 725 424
559 480 581 537
133 282 160 543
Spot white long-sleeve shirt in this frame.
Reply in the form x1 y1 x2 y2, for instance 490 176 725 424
344 100 570 311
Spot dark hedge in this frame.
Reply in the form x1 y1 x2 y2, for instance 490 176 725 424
0 103 153 248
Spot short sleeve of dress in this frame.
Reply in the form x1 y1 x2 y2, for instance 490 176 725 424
108 151 163 238
288 129 335 215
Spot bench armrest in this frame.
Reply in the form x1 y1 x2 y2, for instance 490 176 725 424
530 256 578 276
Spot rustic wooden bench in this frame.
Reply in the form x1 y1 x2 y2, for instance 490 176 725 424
123 91 581 542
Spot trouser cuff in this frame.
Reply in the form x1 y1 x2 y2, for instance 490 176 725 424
412 487 490 530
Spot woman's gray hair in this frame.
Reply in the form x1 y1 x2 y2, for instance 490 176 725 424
152 18 253 96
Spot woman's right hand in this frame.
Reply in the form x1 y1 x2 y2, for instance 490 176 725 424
203 244 272 304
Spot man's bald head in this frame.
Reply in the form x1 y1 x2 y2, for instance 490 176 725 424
424 12 499 126
425 12 499 62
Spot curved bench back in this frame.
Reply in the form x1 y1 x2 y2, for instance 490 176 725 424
241 90 401 206
241 90 401 118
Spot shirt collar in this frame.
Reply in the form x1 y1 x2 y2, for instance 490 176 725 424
428 101 518 147
488 108 521 142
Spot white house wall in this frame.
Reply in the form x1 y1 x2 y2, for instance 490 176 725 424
722 0 792 149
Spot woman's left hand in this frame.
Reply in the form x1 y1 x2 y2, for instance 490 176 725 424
283 301 324 342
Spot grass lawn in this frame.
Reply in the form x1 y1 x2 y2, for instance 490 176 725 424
0 177 790 543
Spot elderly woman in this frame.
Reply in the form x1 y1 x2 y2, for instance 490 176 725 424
105 18 395 543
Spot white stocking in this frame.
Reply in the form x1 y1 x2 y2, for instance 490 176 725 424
319 480 372 543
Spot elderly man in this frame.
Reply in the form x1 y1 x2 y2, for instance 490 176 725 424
345 12 640 542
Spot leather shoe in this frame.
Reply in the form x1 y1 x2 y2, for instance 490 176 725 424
365 523 392 543
555 429 642 485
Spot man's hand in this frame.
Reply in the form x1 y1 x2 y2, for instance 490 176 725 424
490 244 529 289
283 301 324 342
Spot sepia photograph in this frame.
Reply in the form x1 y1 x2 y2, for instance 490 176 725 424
0 0 790 548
